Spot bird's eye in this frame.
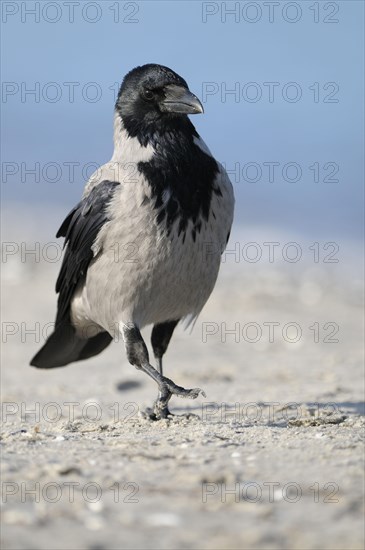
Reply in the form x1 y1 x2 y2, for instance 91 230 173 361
143 89 154 101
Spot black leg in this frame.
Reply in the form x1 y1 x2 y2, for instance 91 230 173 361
121 323 205 420
151 320 179 376
150 320 179 416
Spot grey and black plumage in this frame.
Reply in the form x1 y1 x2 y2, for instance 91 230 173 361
30 64 235 419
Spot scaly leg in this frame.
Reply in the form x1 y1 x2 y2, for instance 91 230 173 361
121 322 205 420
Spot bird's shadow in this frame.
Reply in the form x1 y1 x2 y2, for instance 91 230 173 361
331 401 365 416
113 380 365 420
116 380 143 392
170 400 365 421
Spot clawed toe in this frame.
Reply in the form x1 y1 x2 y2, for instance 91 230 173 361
162 376 206 400
140 405 173 421
142 406 200 422
185 387 206 399
138 370 206 421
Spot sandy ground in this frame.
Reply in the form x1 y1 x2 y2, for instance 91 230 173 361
1 208 364 550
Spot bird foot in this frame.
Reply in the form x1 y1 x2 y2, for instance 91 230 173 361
141 404 173 421
140 376 206 421
160 376 206 400
141 405 200 422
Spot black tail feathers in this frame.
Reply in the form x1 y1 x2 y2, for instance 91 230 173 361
30 321 112 369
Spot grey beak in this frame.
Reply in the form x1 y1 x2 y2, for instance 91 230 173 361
160 84 204 115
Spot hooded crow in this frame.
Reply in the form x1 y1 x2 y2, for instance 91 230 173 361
30 64 234 419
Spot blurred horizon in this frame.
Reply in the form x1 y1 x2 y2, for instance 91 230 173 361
1 0 364 245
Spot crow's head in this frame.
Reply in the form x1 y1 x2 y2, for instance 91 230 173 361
115 64 203 139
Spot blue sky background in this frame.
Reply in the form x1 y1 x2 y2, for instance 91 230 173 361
1 0 364 245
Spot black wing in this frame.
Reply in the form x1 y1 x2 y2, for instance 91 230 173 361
55 180 120 326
